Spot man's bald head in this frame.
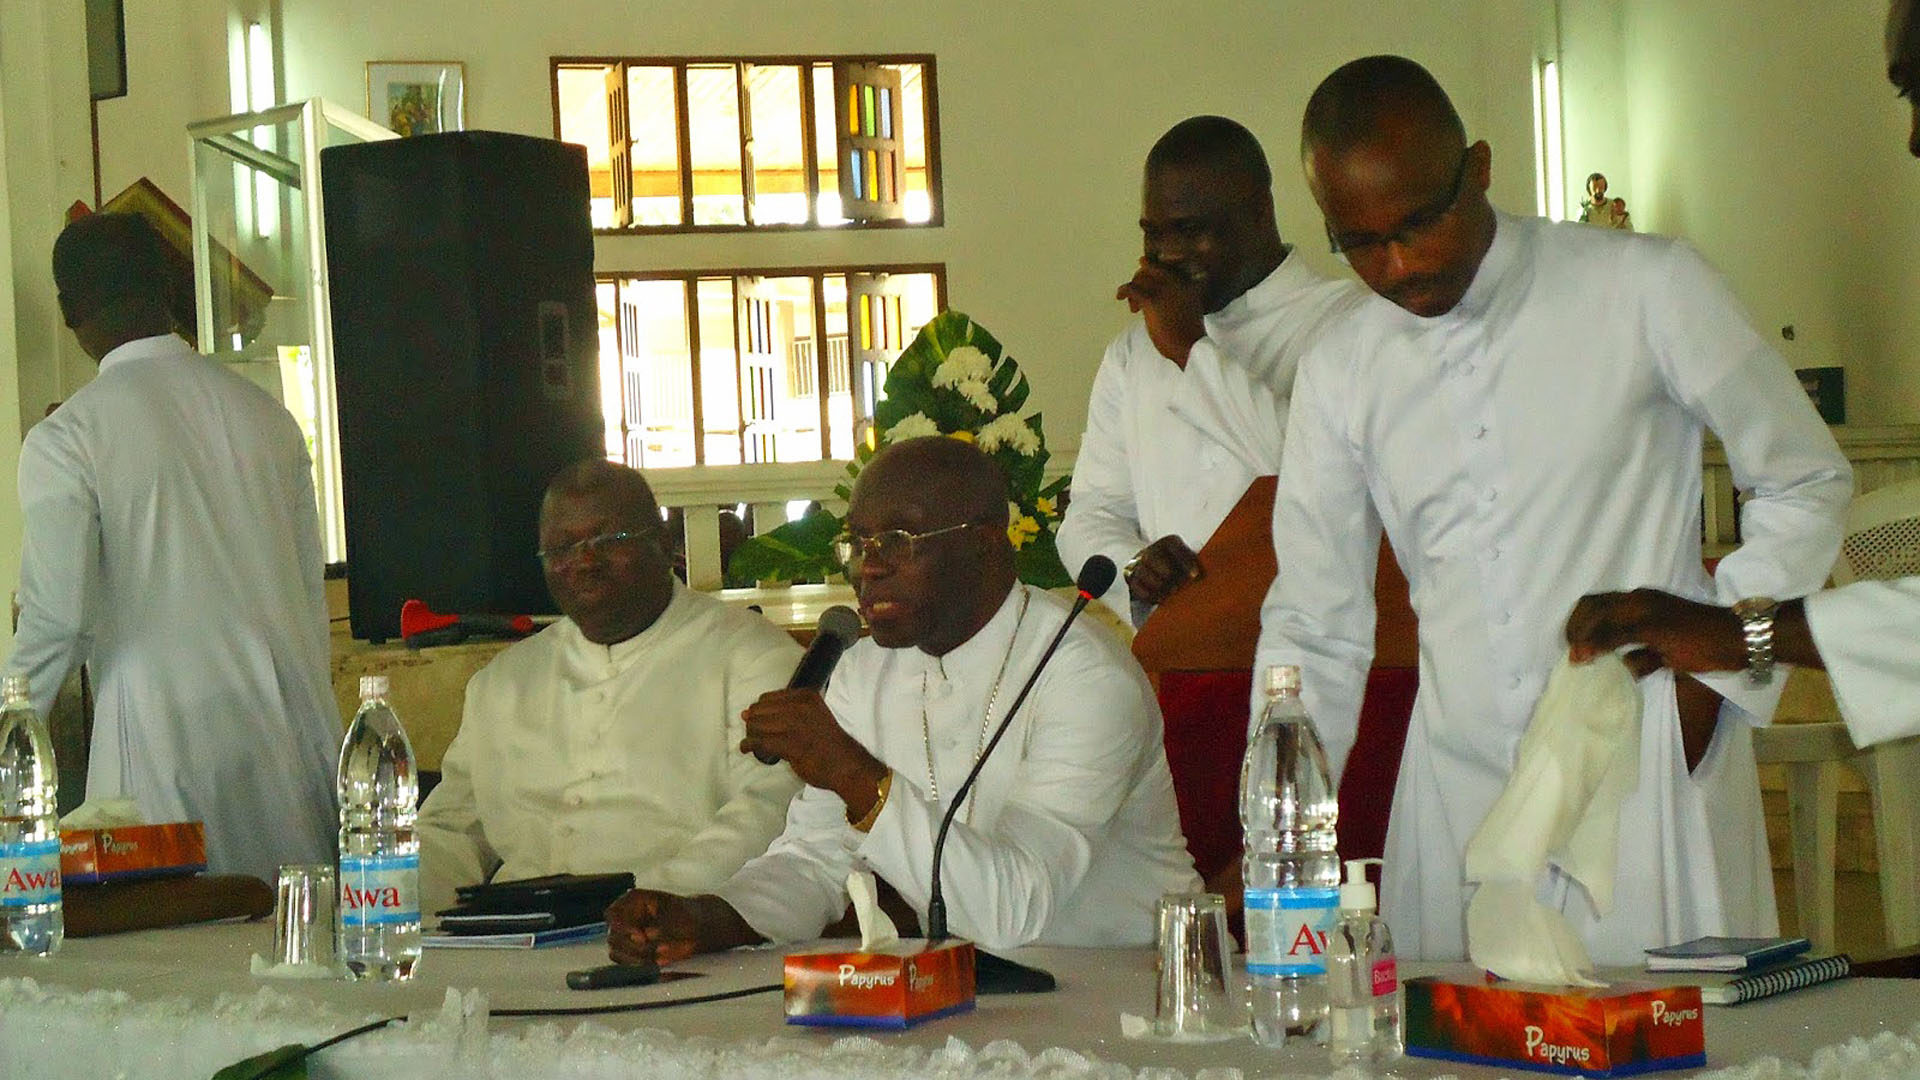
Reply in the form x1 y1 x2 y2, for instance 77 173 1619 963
845 437 1015 655
544 457 662 528
1300 55 1466 159
1298 55 1495 319
1147 115 1273 189
1139 116 1286 313
858 436 1011 532
52 212 175 360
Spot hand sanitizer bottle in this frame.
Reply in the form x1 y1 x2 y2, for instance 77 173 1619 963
1327 857 1402 1065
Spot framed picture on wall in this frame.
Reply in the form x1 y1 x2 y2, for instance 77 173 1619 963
365 60 465 136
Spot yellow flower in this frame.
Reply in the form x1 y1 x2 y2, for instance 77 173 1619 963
1034 496 1056 517
948 430 975 443
1006 514 1041 550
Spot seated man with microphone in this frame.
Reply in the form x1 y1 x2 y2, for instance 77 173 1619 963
416 458 805 916
606 436 1198 964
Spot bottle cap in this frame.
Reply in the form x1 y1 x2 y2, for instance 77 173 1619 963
1341 857 1381 912
359 674 390 700
1262 665 1301 696
1 673 28 701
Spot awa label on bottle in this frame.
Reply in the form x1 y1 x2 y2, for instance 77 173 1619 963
1245 886 1337 977
0 838 62 907
339 853 419 927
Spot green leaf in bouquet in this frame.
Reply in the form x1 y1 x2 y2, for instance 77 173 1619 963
990 362 1030 414
1014 531 1073 589
726 509 847 585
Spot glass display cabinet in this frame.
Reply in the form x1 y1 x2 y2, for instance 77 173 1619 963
189 98 396 561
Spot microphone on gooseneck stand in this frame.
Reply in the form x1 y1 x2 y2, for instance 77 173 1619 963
754 604 863 765
923 555 1117 995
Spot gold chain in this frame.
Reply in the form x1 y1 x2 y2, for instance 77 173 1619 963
921 587 1030 825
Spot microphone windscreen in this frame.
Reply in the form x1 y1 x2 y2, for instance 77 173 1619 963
816 604 863 645
1075 555 1118 600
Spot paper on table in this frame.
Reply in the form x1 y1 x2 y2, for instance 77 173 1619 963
847 870 899 951
1464 652 1641 986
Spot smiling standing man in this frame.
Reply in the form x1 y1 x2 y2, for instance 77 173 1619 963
1252 56 1852 963
1059 116 1362 626
416 459 803 916
605 437 1197 963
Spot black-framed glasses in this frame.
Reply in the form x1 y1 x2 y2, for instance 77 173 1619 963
1325 149 1470 259
537 529 653 566
832 522 977 568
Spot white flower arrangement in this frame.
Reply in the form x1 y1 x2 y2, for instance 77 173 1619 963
729 310 1073 588
976 413 1040 456
884 412 941 442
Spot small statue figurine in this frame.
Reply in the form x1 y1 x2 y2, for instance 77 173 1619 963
1579 172 1633 230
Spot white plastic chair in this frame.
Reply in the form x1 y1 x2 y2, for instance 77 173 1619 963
1753 476 1920 952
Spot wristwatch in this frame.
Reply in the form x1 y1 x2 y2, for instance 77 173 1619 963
1731 596 1780 685
1122 551 1146 584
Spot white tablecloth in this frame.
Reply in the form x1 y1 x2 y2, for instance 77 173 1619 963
2 923 1917 1079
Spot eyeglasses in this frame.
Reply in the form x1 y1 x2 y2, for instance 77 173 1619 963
1325 149 1470 260
832 522 977 568
537 530 652 566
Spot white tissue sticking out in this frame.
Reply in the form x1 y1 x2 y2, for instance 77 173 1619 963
59 798 145 829
1465 652 1640 986
847 870 899 951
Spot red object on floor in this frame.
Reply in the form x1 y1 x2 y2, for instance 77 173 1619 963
1156 666 1417 882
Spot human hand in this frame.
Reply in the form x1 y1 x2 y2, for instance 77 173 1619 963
605 888 706 966
1126 535 1203 605
1115 258 1206 365
1564 588 1746 677
740 688 885 807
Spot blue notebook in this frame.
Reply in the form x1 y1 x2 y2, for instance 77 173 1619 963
1645 935 1812 972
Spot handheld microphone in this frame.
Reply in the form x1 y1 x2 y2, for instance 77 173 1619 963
923 556 1116 964
755 604 863 765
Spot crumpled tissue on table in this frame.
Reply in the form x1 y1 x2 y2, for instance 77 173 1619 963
1465 652 1641 987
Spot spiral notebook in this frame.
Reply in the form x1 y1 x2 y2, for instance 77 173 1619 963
1695 953 1851 1005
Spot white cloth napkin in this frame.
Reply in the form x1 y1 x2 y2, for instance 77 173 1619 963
846 870 899 951
1464 653 1641 986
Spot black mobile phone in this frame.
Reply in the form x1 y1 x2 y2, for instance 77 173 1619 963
565 961 661 990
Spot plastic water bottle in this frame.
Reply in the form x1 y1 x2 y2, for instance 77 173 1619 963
0 675 63 956
1241 664 1339 1047
337 674 420 980
1327 857 1403 1065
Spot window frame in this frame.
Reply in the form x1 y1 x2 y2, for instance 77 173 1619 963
551 53 944 235
598 262 948 467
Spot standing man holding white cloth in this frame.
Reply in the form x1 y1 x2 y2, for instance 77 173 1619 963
1058 115 1362 626
1254 56 1852 963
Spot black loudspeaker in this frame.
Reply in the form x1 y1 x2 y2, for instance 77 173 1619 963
322 131 603 642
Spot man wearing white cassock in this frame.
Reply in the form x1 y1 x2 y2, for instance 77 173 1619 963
1564 0 1920 756
1254 56 1852 963
1059 115 1362 626
8 214 340 883
606 437 1198 964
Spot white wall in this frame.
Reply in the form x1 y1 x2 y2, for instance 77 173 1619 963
1561 0 1920 426
262 0 1543 448
24 0 1920 444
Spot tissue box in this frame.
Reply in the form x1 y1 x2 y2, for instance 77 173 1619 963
60 823 207 884
783 938 976 1028
1404 967 1705 1076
